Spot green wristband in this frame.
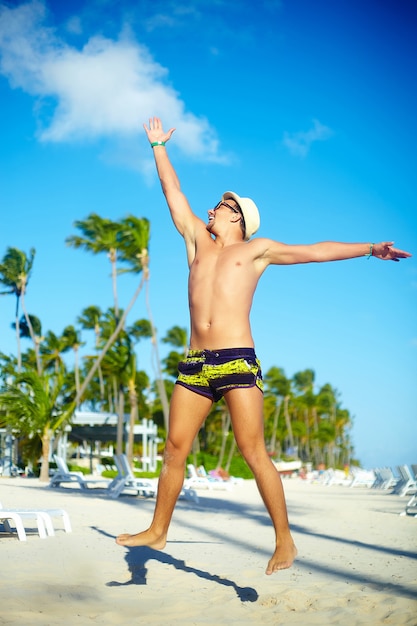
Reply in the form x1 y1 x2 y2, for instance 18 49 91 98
366 243 374 259
151 141 166 147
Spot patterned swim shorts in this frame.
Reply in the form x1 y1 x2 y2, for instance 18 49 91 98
176 347 264 402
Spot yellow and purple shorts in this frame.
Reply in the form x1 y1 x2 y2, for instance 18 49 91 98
176 347 264 402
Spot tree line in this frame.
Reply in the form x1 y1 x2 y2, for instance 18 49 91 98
0 213 355 481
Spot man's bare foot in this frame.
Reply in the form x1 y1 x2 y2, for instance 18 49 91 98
115 528 167 549
265 542 298 575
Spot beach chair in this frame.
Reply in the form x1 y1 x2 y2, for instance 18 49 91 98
50 455 110 490
185 464 233 491
400 491 417 517
349 467 375 488
0 502 72 535
108 454 199 503
107 454 157 499
319 468 352 486
201 465 244 485
0 509 53 540
371 467 399 490
392 465 417 497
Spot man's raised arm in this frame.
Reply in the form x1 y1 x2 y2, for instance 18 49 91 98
143 117 198 239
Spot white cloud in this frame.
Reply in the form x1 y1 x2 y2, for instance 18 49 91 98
65 15 82 36
282 119 333 157
0 0 223 165
143 13 178 32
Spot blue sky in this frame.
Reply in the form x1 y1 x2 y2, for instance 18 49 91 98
0 0 416 469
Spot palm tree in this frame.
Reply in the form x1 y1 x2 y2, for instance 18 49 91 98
216 403 232 470
315 421 336 466
13 313 42 343
161 325 188 377
77 306 105 402
162 326 188 356
61 325 84 400
125 318 153 462
40 330 67 374
292 369 316 461
293 369 315 394
128 318 153 344
12 313 43 375
66 214 122 319
98 310 131 453
0 369 75 481
334 407 352 467
71 217 150 407
119 216 170 432
75 258 147 406
0 352 18 384
264 366 294 456
316 383 339 467
95 312 151 455
0 247 36 371
161 325 189 379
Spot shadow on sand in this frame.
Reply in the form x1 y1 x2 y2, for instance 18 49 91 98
92 526 258 603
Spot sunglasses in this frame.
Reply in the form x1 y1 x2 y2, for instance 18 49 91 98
213 201 241 214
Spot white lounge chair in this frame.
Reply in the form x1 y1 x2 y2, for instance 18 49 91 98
0 501 72 536
50 455 111 490
392 465 417 497
400 492 417 517
108 455 199 503
185 464 233 491
0 509 53 540
399 465 417 515
107 454 158 499
371 467 399 490
349 467 376 488
199 464 243 485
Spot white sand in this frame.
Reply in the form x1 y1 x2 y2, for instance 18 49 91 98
0 476 416 625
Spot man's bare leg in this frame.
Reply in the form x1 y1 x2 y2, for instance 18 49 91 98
115 448 185 548
225 387 298 574
116 386 212 548
253 461 298 574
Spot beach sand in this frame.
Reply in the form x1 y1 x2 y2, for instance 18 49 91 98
0 476 416 625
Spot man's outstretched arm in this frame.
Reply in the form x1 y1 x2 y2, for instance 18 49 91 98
260 240 412 266
144 117 199 240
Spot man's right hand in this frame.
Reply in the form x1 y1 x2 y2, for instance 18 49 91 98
143 116 175 145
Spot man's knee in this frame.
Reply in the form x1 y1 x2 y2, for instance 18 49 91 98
238 444 269 470
164 438 190 464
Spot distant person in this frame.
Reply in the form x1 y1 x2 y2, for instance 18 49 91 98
116 117 411 575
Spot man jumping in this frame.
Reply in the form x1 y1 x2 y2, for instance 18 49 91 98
116 117 411 575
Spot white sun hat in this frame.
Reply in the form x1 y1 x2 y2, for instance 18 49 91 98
222 191 260 241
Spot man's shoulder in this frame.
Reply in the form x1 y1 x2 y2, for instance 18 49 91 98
245 236 273 255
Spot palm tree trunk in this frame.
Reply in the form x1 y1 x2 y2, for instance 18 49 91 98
110 252 119 321
225 434 237 473
39 428 51 482
269 399 282 454
14 295 22 372
20 287 42 375
283 395 295 452
191 435 200 468
75 273 146 405
74 346 80 401
116 387 125 456
217 409 231 469
127 379 138 465
145 276 169 432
